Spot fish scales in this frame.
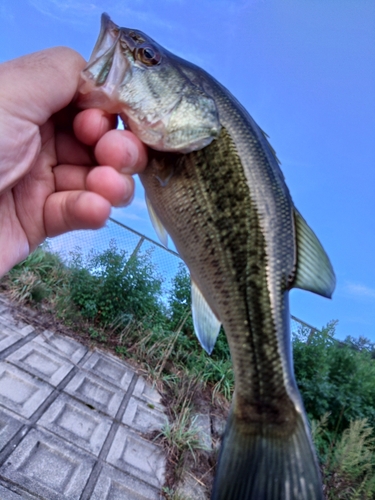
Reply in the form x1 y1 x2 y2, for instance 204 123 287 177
142 126 297 427
79 13 335 499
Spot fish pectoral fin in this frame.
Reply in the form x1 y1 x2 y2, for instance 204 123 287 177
191 279 221 355
212 405 324 500
145 196 168 248
292 209 336 298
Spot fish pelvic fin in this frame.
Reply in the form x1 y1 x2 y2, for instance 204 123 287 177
191 279 221 354
145 196 169 248
212 406 324 500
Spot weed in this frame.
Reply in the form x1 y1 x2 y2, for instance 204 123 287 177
196 356 234 401
5 246 69 306
156 407 208 465
162 486 189 500
7 269 42 303
88 327 102 339
313 416 375 499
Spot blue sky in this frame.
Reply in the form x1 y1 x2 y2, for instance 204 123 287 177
1 0 374 340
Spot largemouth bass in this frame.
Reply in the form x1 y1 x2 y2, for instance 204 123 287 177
79 14 335 500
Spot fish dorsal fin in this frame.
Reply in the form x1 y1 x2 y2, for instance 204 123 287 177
258 126 281 166
145 196 168 248
293 209 336 298
191 279 221 355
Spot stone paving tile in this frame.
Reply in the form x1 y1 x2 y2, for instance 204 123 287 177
64 371 124 417
0 315 35 338
107 425 166 488
0 363 53 418
0 472 45 499
0 312 20 329
7 342 74 386
0 329 23 355
193 413 212 450
122 396 167 434
0 408 25 452
91 464 161 500
0 302 9 314
0 428 96 500
0 484 26 500
37 393 112 456
133 377 165 411
0 323 34 348
0 298 170 499
34 330 87 363
18 325 35 337
82 349 133 389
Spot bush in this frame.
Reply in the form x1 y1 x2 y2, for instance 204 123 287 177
293 322 375 437
69 241 165 326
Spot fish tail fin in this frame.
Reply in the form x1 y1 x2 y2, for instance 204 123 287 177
211 407 324 500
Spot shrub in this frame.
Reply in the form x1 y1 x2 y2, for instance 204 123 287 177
294 322 375 437
69 241 165 325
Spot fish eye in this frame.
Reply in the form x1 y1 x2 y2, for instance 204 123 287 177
137 46 161 66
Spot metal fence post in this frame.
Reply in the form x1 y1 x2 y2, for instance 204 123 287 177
128 236 145 260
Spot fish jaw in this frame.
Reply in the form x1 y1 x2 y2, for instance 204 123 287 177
78 14 130 114
78 14 221 153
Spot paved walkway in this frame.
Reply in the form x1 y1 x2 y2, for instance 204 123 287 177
0 296 167 499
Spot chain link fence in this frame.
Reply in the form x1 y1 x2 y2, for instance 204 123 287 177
47 217 316 337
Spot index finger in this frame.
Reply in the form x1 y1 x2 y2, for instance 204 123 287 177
0 47 85 126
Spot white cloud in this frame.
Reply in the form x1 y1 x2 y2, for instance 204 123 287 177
344 282 375 300
120 213 146 222
27 0 175 31
111 205 148 223
28 0 99 20
130 197 147 210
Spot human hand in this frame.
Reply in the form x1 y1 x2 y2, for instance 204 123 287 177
0 47 148 277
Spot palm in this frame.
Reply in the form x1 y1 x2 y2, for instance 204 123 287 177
0 47 147 276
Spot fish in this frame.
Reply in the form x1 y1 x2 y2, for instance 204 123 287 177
79 13 335 500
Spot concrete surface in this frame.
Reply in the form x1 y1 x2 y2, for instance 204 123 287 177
0 295 167 499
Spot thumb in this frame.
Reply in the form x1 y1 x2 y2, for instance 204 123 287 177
0 47 86 125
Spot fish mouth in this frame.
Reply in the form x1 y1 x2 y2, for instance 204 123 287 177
78 13 130 112
89 13 120 65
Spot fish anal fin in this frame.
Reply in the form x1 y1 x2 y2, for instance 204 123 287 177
212 405 324 500
191 279 221 355
292 209 336 298
145 196 168 248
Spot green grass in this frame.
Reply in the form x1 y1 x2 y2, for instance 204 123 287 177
156 407 208 464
